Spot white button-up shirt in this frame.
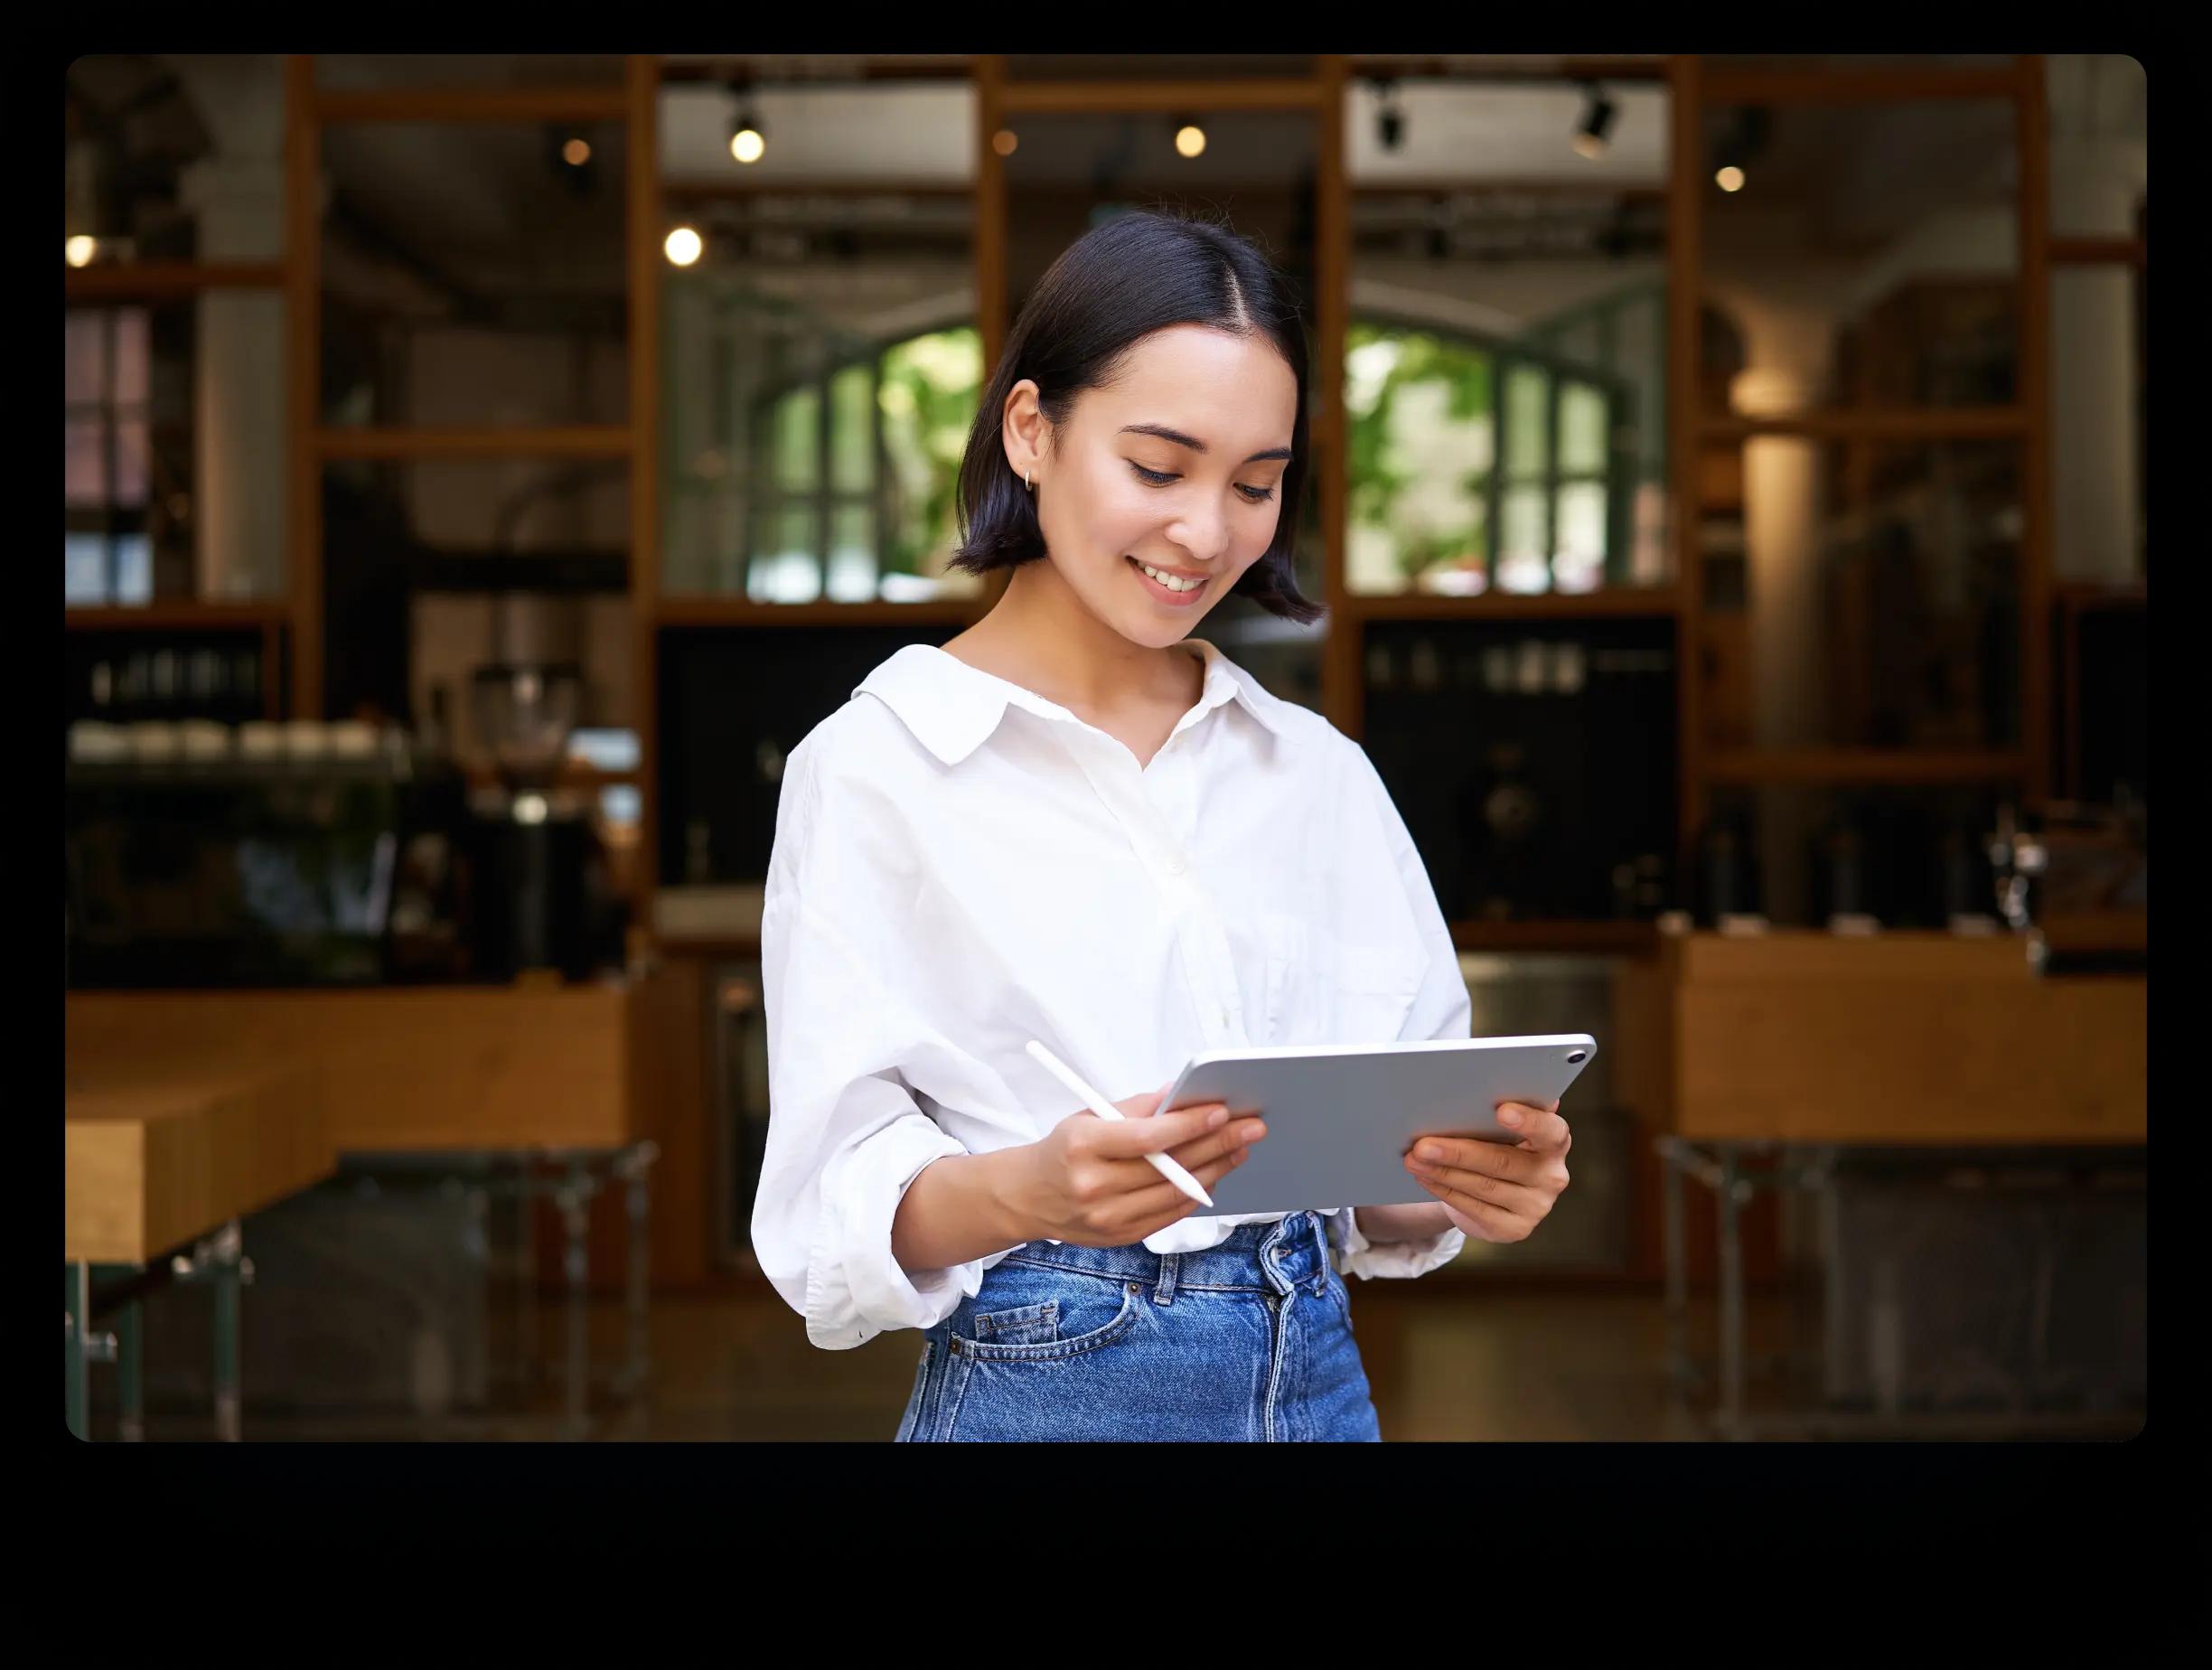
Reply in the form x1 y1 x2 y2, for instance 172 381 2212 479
754 636 1469 1350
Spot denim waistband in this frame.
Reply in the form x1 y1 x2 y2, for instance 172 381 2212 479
997 1211 1332 1302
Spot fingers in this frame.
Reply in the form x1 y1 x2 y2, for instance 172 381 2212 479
1092 1102 1230 1157
1496 1101 1572 1153
1408 1135 1544 1185
1165 1115 1267 1171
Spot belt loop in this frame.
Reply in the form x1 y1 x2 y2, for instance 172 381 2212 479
1153 1251 1179 1306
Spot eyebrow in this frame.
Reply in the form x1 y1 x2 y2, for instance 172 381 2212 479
1119 422 1293 466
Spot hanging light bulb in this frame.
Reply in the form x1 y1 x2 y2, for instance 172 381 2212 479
1173 117 1206 159
664 225 704 267
1572 85 1617 160
728 78 766 164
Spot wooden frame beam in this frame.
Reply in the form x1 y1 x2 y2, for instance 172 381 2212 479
65 262 284 300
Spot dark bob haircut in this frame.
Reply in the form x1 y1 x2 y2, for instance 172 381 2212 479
946 209 1324 625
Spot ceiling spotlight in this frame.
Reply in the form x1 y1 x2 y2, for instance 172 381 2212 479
1715 164 1746 192
1572 85 1617 160
1174 118 1206 159
1373 78 1406 154
664 225 704 267
992 127 1018 157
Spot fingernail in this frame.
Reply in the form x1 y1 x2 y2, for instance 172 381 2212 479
1418 1143 1443 1162
1499 1109 1523 1128
1244 1125 1264 1143
1207 1107 1229 1128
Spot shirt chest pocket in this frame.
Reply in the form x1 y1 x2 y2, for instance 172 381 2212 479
1259 910 1421 1046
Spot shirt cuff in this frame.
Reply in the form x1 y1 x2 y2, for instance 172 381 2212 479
803 1117 983 1350
1325 1206 1467 1281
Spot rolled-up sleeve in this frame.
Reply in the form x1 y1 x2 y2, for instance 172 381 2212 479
751 736 1011 1350
1326 743 1470 1281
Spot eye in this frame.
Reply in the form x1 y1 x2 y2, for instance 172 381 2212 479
1129 462 1277 504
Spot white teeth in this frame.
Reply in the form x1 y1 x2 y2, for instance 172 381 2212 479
1133 558 1202 593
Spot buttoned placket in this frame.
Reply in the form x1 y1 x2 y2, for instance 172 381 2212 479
1049 707 1252 1052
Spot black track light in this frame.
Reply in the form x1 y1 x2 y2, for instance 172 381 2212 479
1573 85 1617 160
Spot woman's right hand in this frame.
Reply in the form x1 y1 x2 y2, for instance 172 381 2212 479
998 1086 1268 1248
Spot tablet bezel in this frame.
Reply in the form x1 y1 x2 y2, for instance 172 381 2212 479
1157 1032 1598 1219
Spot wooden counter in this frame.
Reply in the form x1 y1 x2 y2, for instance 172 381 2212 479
65 982 644 1152
66 1058 333 1263
1616 932 2147 1145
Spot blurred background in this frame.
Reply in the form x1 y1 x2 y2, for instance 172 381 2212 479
63 53 2146 1441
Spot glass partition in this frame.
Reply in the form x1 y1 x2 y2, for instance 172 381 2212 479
1345 75 1672 596
1700 99 2019 421
658 74 982 602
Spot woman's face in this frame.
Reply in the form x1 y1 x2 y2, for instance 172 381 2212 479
1005 324 1298 647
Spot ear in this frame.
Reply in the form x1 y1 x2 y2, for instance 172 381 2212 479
1000 379 1049 480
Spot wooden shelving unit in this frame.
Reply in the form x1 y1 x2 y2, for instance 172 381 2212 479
69 53 2095 957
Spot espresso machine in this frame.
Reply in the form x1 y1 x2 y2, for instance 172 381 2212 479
463 659 623 981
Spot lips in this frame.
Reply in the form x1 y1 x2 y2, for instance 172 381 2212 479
1127 554 1210 605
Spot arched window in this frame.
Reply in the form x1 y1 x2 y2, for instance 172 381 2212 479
1347 280 1667 596
749 325 981 603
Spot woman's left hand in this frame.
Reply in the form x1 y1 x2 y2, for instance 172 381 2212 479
1402 1101 1571 1244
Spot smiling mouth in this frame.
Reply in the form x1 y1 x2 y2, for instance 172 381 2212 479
1127 555 1210 596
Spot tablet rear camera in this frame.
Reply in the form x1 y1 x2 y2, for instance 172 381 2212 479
1566 1050 1588 1064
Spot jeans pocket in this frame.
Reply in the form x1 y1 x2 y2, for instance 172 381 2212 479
955 1268 1143 1363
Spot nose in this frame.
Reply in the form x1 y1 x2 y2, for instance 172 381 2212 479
1165 506 1231 569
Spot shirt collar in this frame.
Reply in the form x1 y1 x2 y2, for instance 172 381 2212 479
853 636 1291 767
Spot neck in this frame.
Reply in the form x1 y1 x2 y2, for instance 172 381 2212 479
976 559 1197 712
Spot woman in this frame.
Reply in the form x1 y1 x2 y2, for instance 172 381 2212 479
754 210 1573 1441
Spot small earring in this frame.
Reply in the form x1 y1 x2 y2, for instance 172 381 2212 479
1025 467 1034 492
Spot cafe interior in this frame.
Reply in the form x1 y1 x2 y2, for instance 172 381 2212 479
62 54 2147 1441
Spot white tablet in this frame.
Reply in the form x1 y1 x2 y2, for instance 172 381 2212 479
1158 1033 1598 1219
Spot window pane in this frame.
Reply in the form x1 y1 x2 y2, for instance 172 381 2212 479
66 312 106 406
2046 56 2145 239
65 534 108 604
66 416 107 507
320 118 628 427
1702 100 2018 418
1345 326 1494 596
113 309 149 406
770 387 819 492
1558 381 1607 475
745 507 821 603
825 505 876 601
878 328 985 594
830 363 874 494
115 414 149 508
1498 486 1548 593
1554 483 1607 593
1503 364 1549 477
2051 267 2142 584
115 533 153 605
1700 440 2022 752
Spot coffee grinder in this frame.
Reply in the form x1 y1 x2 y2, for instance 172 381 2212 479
464 661 613 980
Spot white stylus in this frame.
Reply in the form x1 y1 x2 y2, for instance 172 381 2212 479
1024 1039 1214 1208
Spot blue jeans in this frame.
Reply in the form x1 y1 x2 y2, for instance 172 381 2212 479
894 1209 1382 1441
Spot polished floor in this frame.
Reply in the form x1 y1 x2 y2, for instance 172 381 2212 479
105 1275 2136 1442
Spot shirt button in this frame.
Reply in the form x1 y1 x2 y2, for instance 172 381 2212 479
1164 850 1187 876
